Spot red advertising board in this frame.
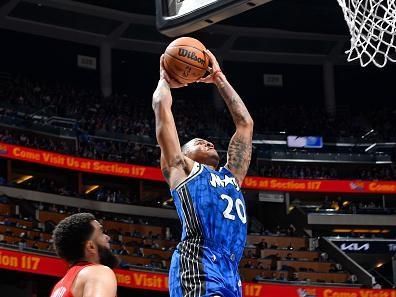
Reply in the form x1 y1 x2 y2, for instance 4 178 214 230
0 248 395 296
2 142 396 194
243 283 396 297
242 176 396 194
0 142 163 181
0 248 168 292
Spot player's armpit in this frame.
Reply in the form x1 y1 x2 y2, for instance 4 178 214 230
225 125 253 186
81 266 117 297
161 164 171 183
160 153 181 184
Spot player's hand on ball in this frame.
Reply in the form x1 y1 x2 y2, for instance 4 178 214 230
160 55 187 89
198 49 223 84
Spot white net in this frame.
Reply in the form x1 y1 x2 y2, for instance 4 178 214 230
337 0 396 67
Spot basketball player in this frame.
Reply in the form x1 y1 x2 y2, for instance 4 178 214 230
50 213 119 297
153 49 253 297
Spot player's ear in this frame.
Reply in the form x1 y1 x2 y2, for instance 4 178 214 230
85 240 96 255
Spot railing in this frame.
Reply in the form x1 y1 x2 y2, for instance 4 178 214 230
319 237 375 287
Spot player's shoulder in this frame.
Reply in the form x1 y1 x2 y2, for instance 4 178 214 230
217 165 235 176
71 264 116 297
78 264 116 280
219 164 230 172
172 159 206 190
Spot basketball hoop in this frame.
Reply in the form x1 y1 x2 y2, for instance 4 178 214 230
337 0 396 67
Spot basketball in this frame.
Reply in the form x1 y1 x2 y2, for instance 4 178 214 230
164 37 209 84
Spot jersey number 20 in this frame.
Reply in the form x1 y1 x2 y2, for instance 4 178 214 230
220 194 247 224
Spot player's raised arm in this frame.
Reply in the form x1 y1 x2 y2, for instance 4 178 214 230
199 50 254 186
152 55 190 187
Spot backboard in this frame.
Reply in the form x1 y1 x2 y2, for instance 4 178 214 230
156 0 272 37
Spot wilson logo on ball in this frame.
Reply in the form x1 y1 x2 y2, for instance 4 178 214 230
178 48 205 67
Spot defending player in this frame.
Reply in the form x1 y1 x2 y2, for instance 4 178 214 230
50 213 119 297
153 49 253 297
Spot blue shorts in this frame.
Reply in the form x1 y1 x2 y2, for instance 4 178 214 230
169 244 242 297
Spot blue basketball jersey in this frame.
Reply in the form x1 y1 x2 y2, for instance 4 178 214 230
169 162 247 297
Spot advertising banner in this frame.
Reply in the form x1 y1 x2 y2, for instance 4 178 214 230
331 239 396 253
0 142 163 181
2 142 396 193
0 248 395 296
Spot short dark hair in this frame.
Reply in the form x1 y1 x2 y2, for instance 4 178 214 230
181 138 197 154
181 143 188 154
53 213 96 264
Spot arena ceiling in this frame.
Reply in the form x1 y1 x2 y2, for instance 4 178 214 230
0 0 352 65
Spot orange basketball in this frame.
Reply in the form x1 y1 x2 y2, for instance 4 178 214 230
164 37 209 84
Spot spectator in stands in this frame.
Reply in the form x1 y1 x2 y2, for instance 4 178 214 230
275 225 282 236
329 263 337 273
246 249 254 258
270 254 279 270
137 247 144 257
321 196 332 209
277 272 288 281
18 238 26 250
117 229 123 243
290 272 299 281
151 240 160 249
244 260 255 269
319 252 328 262
346 274 358 284
331 199 340 211
287 224 296 236
142 239 151 248
258 239 268 249
254 271 266 282
118 244 130 256
255 238 268 257
285 253 295 261
304 278 312 284
257 261 266 269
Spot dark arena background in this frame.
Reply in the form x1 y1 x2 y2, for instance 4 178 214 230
0 0 395 296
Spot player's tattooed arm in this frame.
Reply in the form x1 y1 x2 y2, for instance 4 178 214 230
216 73 253 186
214 73 253 128
198 49 253 185
160 154 171 184
199 49 253 129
